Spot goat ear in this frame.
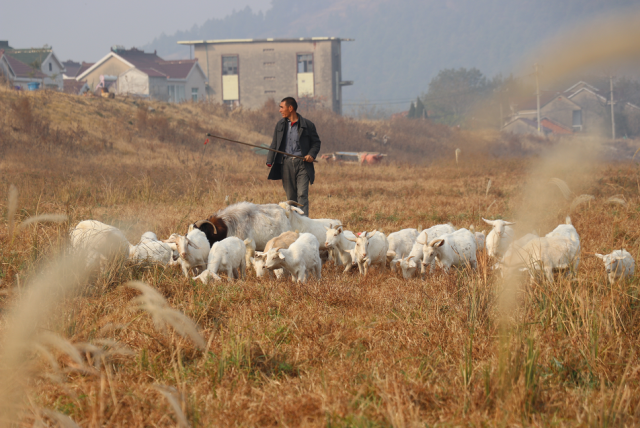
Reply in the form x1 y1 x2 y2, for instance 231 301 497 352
278 252 286 260
504 221 516 226
324 226 330 231
416 235 425 245
482 218 494 226
594 253 604 259
292 207 304 215
337 227 342 234
346 236 357 242
186 238 200 249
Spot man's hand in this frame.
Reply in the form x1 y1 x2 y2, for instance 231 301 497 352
303 155 315 163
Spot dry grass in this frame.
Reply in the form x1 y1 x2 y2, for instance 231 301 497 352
2 86 640 426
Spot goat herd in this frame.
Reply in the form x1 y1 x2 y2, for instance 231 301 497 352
69 200 635 285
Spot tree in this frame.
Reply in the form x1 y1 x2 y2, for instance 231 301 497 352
415 97 426 119
408 101 416 118
422 67 489 126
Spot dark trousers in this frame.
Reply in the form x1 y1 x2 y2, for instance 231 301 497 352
282 157 310 216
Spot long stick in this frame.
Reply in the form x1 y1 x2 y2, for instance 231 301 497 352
205 133 317 162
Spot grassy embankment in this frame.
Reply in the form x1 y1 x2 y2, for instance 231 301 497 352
2 86 640 426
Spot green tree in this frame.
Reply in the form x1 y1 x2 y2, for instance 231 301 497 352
422 67 490 126
415 97 426 119
408 101 416 118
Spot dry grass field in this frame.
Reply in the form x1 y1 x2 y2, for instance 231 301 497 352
2 87 640 427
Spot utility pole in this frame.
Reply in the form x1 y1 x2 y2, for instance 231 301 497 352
610 75 616 140
535 63 542 136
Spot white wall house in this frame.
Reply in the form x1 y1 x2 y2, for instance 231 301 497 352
3 48 65 90
77 47 207 102
0 49 46 89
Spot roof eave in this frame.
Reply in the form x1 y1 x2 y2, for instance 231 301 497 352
178 37 354 45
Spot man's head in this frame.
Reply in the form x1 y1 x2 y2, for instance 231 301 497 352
279 97 298 119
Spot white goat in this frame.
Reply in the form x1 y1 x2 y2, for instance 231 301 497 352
494 232 539 275
595 249 635 284
129 231 174 265
501 217 580 283
386 228 419 272
469 225 487 251
278 201 341 258
264 233 322 283
163 229 210 278
482 218 515 258
194 237 250 283
421 228 478 272
251 231 299 279
402 223 456 277
70 220 130 269
347 231 389 276
324 225 357 272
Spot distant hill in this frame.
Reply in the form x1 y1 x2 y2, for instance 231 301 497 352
145 0 638 111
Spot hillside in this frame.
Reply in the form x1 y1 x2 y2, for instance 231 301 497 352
3 86 640 426
146 0 638 110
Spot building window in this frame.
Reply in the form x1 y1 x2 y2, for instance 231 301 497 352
222 55 239 102
572 110 582 130
222 56 238 75
48 62 52 72
191 87 198 102
169 85 186 103
297 54 314 97
297 54 313 73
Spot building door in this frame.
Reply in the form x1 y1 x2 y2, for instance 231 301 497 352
222 55 239 106
297 54 314 97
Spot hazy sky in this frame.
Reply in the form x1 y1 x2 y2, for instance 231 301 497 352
0 0 272 62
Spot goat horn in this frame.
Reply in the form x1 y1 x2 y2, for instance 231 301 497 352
286 200 304 207
203 220 217 234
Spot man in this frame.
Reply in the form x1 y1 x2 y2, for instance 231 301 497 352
266 97 321 216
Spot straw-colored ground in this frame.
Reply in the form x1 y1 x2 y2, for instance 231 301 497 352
2 87 640 426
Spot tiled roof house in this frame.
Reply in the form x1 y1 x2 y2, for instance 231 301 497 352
76 47 207 102
0 49 46 89
3 46 65 90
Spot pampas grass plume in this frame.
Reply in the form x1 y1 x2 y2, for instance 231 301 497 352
7 184 18 238
548 178 572 200
570 194 595 212
127 281 206 349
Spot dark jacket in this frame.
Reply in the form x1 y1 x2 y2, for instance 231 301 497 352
267 114 321 184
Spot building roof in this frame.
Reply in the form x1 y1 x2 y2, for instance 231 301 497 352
155 60 199 79
503 117 553 134
6 48 53 70
540 117 573 134
178 37 354 45
565 81 600 94
62 60 82 78
78 48 203 82
0 41 13 50
138 67 167 77
0 50 47 78
567 86 608 103
75 62 94 78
